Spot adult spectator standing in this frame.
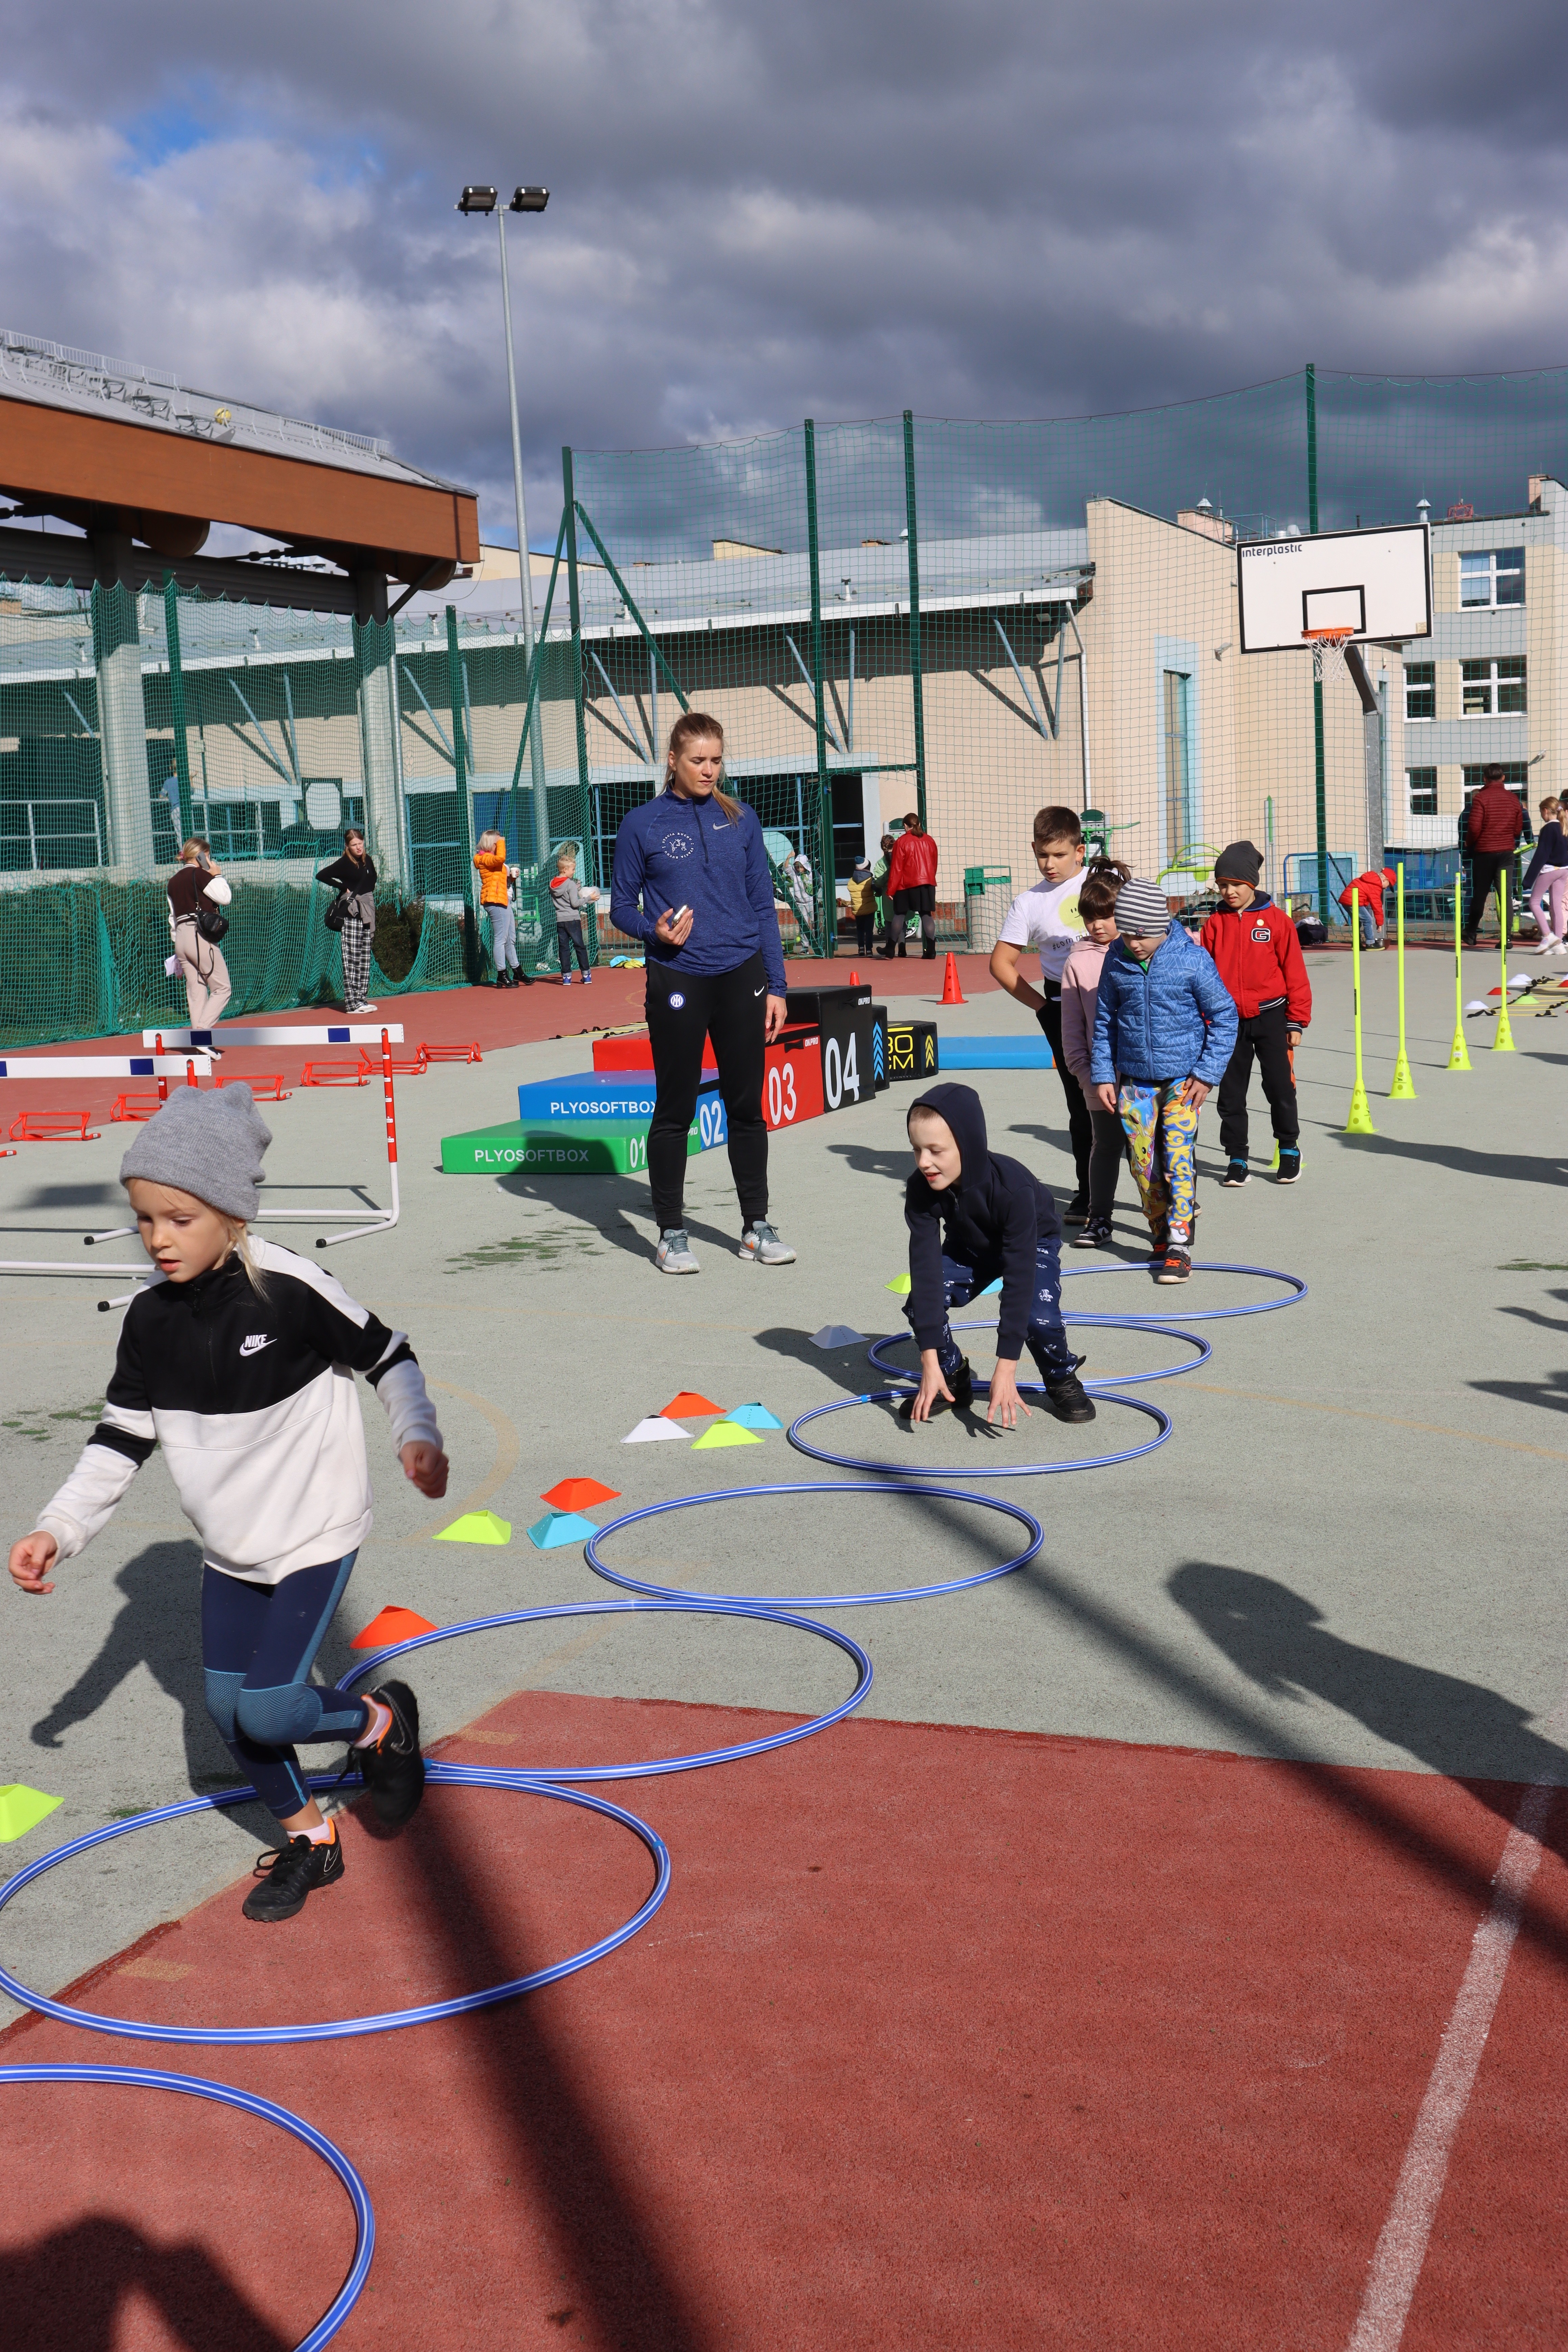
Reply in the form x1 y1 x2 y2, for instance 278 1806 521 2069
1463 764 1528 947
167 839 233 1035
879 810 939 960
316 828 379 1016
611 712 794 1276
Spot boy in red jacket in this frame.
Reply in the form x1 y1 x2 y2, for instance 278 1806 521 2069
1199 841 1312 1188
1337 865 1397 949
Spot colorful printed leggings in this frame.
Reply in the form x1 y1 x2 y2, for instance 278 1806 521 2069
1117 1081 1199 1242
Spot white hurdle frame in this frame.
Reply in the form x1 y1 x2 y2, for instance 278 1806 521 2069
139 1025 404 1049
87 1029 401 1250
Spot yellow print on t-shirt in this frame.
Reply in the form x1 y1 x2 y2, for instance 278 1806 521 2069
1058 891 1084 935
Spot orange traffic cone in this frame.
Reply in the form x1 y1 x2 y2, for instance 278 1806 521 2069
849 969 859 984
939 952 965 1006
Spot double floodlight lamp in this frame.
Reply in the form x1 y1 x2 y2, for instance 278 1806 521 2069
457 185 549 215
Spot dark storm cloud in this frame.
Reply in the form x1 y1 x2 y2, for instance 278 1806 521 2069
2 2 1565 543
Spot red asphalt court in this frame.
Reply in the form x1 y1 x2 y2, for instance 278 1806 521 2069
0 955 1001 1130
2 1694 1564 2351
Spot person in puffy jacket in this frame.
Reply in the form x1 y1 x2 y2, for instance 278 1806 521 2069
1463 766 1528 946
881 812 940 960
1200 840 1311 1188
1337 865 1397 949
1090 878 1238 1285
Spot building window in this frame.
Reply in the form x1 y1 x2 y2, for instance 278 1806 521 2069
1461 656 1526 716
1162 669 1192 857
1406 767 1438 817
1462 763 1531 821
1404 662 1435 721
1459 548 1525 608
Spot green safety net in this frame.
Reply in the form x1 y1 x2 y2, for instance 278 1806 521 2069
1 362 1565 1045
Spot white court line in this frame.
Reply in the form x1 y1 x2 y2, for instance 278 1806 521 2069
1346 1683 1568 2350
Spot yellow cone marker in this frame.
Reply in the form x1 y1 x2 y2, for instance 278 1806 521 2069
1344 887 1376 1133
0 1784 62 1843
1389 863 1417 1098
435 1509 512 1545
1446 877 1472 1071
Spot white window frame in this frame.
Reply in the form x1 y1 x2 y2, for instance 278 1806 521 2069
1458 548 1525 610
1404 661 1435 723
1405 766 1438 817
1460 656 1526 717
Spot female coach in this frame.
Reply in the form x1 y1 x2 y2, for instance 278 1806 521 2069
611 712 795 1274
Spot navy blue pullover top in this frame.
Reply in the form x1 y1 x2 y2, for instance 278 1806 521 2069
904 1083 1059 1360
610 788 787 995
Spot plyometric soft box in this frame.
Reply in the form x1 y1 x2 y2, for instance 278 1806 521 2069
886 1019 939 1081
517 1073 720 1121
442 1097 726 1176
593 1034 717 1077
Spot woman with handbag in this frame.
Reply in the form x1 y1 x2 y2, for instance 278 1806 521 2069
316 829 378 1016
167 839 234 1032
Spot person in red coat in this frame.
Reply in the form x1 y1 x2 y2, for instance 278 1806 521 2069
1463 765 1528 947
1337 865 1397 949
878 812 940 960
1199 841 1312 1187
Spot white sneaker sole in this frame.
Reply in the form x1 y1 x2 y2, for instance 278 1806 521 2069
738 1244 796 1265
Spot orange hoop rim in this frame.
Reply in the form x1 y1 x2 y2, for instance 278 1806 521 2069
1302 626 1356 642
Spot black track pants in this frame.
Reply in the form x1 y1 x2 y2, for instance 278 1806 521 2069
1463 852 1512 941
1217 1002 1299 1159
646 952 769 1231
1037 986 1092 1195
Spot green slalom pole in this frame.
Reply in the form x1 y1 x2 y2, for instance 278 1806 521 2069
1494 865 1516 1053
1446 876 1471 1071
1389 863 1416 1098
1345 887 1375 1133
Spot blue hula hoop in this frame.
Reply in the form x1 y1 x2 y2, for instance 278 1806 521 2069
865 1319 1213 1390
338 1599 873 1782
785 1386 1172 1479
1058 1259 1307 1324
0 2062 373 2350
0 1765 669 2048
585 1478 1045 1608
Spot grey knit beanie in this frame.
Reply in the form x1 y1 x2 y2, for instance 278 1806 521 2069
120 1085 272 1220
1214 839 1263 884
1114 879 1173 939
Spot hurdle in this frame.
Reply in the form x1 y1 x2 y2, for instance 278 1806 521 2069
0 1054 212 1079
87 1029 401 1251
140 1025 404 1050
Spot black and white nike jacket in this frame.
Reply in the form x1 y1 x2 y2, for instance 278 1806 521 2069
36 1241 442 1586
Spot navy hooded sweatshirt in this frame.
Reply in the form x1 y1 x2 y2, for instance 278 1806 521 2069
609 787 787 995
904 1083 1059 1361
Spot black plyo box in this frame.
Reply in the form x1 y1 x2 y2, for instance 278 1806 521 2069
886 1019 939 1081
783 983 873 1026
870 1003 889 1092
818 998 877 1113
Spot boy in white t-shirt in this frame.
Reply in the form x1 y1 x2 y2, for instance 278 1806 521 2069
988 805 1092 1219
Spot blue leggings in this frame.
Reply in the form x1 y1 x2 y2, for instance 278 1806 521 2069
903 1235 1075 1385
202 1555 371 1825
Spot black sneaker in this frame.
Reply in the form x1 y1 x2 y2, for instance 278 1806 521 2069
1071 1215 1113 1248
1276 1147 1301 1184
243 1829 344 1923
898 1357 974 1419
1155 1247 1192 1285
1221 1158 1249 1188
356 1681 425 1829
1043 1371 1096 1424
1062 1191 1091 1225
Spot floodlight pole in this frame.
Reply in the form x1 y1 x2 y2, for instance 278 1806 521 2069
495 202 553 883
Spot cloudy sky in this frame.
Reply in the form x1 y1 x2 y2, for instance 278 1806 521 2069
4 1 1566 547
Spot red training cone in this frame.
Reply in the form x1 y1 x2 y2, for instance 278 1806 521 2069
849 968 859 984
542 1476 621 1511
939 952 966 1006
351 1605 438 1650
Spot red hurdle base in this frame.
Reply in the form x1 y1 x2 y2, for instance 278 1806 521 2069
360 1049 428 1078
217 1074 291 1101
419 1042 483 1064
10 1111 100 1142
110 1093 162 1123
301 1062 368 1088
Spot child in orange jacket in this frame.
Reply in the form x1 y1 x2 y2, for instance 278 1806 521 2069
1199 841 1312 1188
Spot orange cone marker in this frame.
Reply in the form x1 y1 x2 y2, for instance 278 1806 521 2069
351 1604 438 1650
939 952 965 1006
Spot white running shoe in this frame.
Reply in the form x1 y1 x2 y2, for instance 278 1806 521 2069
738 1221 796 1265
655 1229 700 1274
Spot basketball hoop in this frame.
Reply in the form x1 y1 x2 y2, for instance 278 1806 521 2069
1304 625 1354 685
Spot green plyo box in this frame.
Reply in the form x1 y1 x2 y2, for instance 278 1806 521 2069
441 1116 704 1177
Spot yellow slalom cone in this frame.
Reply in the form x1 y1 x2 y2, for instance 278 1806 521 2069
1446 876 1472 1071
1493 881 1516 1053
1389 863 1417 1098
1344 887 1376 1133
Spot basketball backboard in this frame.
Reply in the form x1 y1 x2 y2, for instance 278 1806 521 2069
1236 522 1430 652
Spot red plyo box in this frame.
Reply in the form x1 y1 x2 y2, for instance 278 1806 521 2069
763 1026 823 1130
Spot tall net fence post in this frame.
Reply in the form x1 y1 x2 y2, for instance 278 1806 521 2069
161 574 194 847
903 411 927 830
804 418 832 955
1306 362 1332 922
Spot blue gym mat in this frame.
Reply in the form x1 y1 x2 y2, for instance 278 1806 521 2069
933 1036 1054 1070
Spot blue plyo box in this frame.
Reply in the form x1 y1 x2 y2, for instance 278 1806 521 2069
516 1073 722 1121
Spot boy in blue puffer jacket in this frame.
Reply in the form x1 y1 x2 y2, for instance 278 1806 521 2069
1089 879 1238 1284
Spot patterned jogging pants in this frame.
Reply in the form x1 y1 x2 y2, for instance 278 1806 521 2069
1117 1081 1199 1243
341 913 372 1010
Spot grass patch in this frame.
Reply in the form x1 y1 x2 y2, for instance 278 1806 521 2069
447 1226 604 1273
2 1401 103 1443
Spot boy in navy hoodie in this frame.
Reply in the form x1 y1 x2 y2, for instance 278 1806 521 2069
901 1082 1094 1428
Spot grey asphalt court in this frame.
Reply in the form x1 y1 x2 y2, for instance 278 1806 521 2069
3 943 1566 2025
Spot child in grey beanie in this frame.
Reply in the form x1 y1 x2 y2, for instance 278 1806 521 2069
10 1079 452 1929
